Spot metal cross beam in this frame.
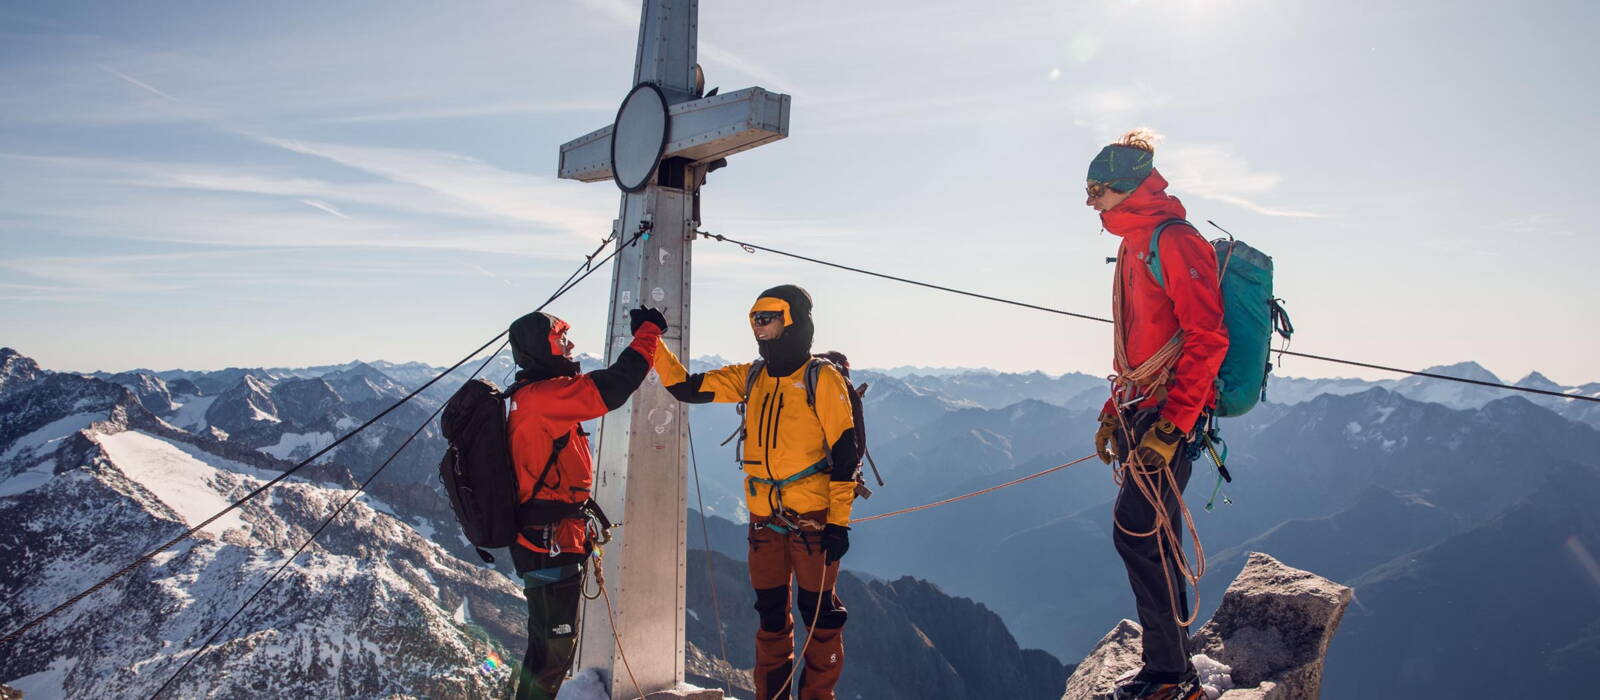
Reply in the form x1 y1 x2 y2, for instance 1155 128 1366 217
558 1 789 696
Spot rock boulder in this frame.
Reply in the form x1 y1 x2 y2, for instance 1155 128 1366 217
1062 553 1351 700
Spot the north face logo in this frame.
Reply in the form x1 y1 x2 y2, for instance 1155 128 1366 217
552 623 572 635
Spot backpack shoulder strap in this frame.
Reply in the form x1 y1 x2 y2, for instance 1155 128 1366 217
802 358 826 408
743 359 766 403
1146 218 1191 289
528 433 571 502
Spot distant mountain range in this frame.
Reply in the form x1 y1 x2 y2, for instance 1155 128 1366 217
0 347 1071 699
6 345 1599 699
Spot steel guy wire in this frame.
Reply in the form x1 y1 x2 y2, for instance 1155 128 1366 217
0 230 643 649
686 422 732 694
151 343 506 699
695 231 1599 405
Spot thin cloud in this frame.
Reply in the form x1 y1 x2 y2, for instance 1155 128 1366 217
298 198 350 219
317 99 612 125
97 65 180 102
578 0 810 97
1069 83 1173 137
1163 144 1322 219
252 135 612 238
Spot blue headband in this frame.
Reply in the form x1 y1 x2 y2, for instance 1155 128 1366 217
1086 144 1154 193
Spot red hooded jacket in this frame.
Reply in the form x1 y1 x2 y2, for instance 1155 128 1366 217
1100 170 1228 433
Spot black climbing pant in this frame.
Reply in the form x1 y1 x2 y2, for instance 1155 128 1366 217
1112 427 1195 684
514 563 585 700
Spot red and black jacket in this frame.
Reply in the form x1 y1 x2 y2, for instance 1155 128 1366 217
506 319 660 559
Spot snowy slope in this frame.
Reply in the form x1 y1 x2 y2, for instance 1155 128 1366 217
0 373 525 699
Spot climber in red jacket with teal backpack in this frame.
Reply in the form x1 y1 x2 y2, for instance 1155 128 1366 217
1085 129 1228 700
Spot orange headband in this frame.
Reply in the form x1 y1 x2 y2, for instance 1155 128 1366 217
749 297 793 327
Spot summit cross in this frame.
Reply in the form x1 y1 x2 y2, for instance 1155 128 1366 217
556 0 790 696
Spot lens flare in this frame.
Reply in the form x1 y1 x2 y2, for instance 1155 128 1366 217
479 650 504 675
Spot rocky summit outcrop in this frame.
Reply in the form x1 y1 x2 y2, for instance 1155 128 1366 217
1062 553 1351 700
0 348 42 399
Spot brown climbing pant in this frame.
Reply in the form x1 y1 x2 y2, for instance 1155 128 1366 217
748 514 847 700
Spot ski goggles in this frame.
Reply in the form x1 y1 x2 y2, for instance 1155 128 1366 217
750 311 785 327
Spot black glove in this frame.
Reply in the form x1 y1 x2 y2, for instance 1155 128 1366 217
821 524 850 563
629 305 668 334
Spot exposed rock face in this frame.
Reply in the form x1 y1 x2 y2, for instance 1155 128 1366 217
1190 553 1352 699
1060 620 1143 700
323 362 411 404
1 419 524 698
1062 553 1351 700
0 348 42 398
106 371 178 415
203 374 281 439
272 377 343 425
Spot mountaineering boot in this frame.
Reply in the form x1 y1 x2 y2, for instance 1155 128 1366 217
1109 672 1203 700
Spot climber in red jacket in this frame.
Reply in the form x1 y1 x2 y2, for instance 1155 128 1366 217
504 305 665 700
1087 129 1228 700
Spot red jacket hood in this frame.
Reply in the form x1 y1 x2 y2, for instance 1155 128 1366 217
1098 169 1187 239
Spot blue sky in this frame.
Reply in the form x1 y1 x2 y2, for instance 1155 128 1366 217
1 0 1595 384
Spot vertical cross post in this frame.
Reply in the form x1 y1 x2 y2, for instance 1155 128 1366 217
558 1 788 695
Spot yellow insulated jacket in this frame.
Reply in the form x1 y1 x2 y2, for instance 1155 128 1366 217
655 343 857 526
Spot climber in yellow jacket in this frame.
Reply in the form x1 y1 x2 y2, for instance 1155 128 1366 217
654 284 859 700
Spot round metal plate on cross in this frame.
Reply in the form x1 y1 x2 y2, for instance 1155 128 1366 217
609 82 670 192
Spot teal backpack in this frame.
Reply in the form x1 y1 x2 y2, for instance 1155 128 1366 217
1146 219 1294 418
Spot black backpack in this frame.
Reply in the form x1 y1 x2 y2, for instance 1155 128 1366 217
439 378 539 563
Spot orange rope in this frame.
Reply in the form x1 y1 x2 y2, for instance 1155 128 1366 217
591 550 647 700
852 455 1098 524
1112 418 1206 628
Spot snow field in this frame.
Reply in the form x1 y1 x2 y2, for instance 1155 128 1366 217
0 412 100 463
96 430 252 535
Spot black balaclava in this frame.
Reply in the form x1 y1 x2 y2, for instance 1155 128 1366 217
509 311 581 383
753 284 814 377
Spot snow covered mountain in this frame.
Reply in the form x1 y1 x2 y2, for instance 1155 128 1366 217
1267 360 1600 428
0 356 524 698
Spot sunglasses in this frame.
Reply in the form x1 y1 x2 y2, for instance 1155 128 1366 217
1085 181 1123 199
750 311 784 327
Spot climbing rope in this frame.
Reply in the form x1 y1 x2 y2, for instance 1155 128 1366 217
852 455 1099 524
592 548 648 700
767 556 830 700
1110 418 1207 629
687 423 732 695
695 231 1600 405
0 228 643 650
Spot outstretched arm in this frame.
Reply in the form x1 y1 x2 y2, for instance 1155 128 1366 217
654 342 749 404
533 322 663 427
